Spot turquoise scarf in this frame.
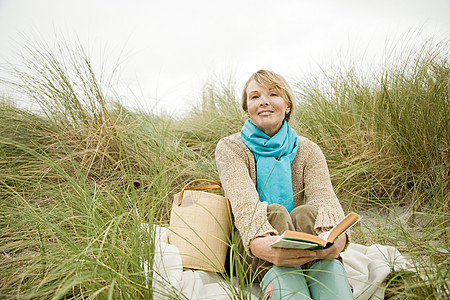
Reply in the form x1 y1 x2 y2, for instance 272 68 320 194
241 120 298 212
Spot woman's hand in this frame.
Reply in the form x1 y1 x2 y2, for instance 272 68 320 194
315 233 347 260
250 233 347 266
250 236 318 267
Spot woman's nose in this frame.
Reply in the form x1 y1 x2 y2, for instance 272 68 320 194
259 95 269 105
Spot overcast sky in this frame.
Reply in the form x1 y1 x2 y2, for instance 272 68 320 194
0 0 449 115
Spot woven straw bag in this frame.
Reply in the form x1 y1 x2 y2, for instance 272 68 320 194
168 179 231 273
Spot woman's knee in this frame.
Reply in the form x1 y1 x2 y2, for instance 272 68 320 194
267 204 294 232
291 205 318 234
261 266 311 299
307 259 353 299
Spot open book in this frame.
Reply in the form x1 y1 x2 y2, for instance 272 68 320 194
270 212 362 250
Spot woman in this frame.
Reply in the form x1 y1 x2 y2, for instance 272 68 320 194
215 70 353 299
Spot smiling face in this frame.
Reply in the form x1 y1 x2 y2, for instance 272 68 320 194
245 80 290 137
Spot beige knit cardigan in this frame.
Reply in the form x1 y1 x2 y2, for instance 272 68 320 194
215 132 346 251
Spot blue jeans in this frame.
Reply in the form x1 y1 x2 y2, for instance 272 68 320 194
261 259 353 299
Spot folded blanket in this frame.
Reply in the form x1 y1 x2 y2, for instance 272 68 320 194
341 243 414 299
146 226 414 300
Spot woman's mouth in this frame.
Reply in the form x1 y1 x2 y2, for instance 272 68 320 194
258 110 273 116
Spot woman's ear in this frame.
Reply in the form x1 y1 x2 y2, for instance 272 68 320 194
285 102 291 114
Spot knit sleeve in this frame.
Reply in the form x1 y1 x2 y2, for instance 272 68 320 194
302 140 346 233
215 136 277 252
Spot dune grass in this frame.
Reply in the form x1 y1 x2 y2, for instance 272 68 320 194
0 40 448 299
291 41 449 299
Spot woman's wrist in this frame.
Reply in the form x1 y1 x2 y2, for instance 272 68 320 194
342 232 350 252
335 232 347 253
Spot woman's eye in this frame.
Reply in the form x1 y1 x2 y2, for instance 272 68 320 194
270 93 278 97
251 95 259 99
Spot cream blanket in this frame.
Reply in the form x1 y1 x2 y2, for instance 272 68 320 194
146 226 413 299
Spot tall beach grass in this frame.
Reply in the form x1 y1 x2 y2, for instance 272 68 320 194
0 40 448 299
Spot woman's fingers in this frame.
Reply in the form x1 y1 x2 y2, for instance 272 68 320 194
315 233 347 260
315 247 339 260
280 248 317 259
272 256 315 267
271 249 317 266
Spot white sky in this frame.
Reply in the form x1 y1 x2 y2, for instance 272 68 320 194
0 0 449 116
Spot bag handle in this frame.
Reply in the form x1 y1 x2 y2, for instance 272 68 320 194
175 179 222 206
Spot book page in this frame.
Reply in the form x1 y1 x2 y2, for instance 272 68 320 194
270 238 321 250
320 230 331 241
327 212 362 242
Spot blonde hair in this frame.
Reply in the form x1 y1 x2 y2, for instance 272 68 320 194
241 69 295 121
